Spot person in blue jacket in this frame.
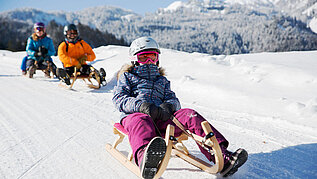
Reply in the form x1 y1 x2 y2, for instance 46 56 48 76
21 56 28 75
25 22 56 78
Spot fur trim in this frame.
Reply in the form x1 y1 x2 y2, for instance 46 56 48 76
116 64 166 80
159 67 166 76
116 64 133 80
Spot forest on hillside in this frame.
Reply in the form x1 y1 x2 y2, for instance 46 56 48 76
1 2 317 55
0 19 127 52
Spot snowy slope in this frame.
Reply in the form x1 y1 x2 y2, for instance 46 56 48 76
0 46 317 178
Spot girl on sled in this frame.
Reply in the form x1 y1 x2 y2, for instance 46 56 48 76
113 37 248 178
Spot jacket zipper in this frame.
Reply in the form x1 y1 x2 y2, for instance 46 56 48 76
147 65 155 101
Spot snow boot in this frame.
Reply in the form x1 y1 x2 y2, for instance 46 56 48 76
43 69 50 78
221 148 248 177
27 65 36 78
47 62 57 78
99 68 107 86
57 68 70 85
139 137 167 179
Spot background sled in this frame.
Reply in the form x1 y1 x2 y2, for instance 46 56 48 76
106 121 224 178
27 60 54 78
59 67 101 89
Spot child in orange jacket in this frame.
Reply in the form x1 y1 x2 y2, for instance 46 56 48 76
56 24 106 86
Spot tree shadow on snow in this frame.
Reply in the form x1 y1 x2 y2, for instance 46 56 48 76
236 143 317 179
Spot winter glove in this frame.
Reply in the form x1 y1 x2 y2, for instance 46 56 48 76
159 103 175 121
39 46 48 56
78 56 88 64
34 51 42 58
139 102 160 121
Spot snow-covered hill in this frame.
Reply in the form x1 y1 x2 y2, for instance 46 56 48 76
1 46 316 178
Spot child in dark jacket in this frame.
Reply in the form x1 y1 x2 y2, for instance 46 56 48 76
112 37 248 178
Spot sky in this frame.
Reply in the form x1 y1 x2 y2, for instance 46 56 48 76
0 0 186 15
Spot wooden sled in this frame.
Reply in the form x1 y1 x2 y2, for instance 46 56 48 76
27 60 54 79
60 67 101 89
106 121 224 178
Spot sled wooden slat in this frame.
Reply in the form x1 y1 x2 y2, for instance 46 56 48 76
106 123 174 179
172 148 216 172
154 124 174 178
201 121 224 173
105 144 141 177
172 121 224 174
64 67 101 89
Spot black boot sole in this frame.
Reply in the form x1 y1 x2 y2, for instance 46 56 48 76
99 68 107 86
140 137 167 179
57 68 71 85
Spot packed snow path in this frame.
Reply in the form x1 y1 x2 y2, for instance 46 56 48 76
0 47 316 178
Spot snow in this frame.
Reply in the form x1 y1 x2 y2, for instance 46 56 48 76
0 46 317 178
225 0 272 6
161 0 275 12
302 2 317 17
309 17 317 34
165 1 184 11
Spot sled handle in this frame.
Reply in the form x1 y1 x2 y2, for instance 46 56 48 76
201 121 224 173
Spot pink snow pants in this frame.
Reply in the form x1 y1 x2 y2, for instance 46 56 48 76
121 108 229 166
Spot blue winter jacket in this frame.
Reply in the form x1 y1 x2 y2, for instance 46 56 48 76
113 64 181 119
26 34 55 61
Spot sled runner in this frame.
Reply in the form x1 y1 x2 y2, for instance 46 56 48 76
171 120 224 174
59 67 102 89
27 60 54 78
69 67 101 89
106 120 224 178
106 123 173 179
45 61 54 78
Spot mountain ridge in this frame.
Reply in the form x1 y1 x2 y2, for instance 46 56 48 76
1 0 316 54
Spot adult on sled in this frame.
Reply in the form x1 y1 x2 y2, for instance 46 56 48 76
56 24 106 86
25 22 57 78
113 37 248 178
